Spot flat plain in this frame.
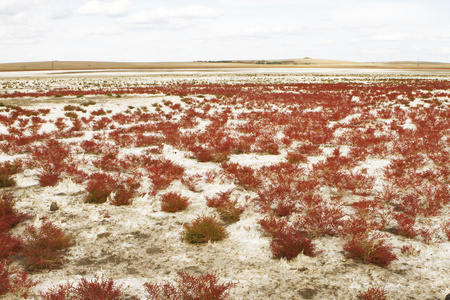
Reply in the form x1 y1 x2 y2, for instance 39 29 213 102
1 68 450 299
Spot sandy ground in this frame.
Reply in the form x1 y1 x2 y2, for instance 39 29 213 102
1 69 450 299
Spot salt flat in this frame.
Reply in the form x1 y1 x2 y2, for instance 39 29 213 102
1 69 449 299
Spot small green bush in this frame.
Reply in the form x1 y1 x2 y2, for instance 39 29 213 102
182 216 228 244
216 201 244 223
0 160 22 188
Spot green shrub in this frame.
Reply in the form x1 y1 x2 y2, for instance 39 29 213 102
182 216 228 244
216 201 244 223
0 160 22 188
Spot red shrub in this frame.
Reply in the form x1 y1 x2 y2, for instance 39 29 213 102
357 286 387 300
0 233 23 260
92 154 126 172
180 174 202 192
343 234 397 268
441 220 450 241
400 244 420 255
253 175 306 217
109 176 141 206
254 134 280 155
205 189 234 208
0 261 38 298
144 272 236 300
73 276 124 300
21 220 73 271
270 225 318 260
286 150 307 164
351 198 387 220
28 139 74 187
28 139 71 168
144 158 185 190
161 192 191 212
38 164 62 187
340 216 384 238
221 162 262 190
84 173 116 204
188 144 216 162
41 276 126 300
40 282 73 300
110 188 134 207
63 162 88 184
297 144 322 156
393 213 418 239
296 203 344 238
79 139 112 155
0 261 13 296
258 216 288 237
0 192 31 234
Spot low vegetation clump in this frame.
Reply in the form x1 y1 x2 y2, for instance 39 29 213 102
0 192 31 233
270 228 317 260
21 220 73 271
109 176 141 206
84 172 116 204
0 160 22 188
206 190 244 223
0 261 38 298
161 192 191 212
343 234 397 268
182 216 228 244
28 139 73 187
215 201 245 223
269 223 318 260
259 216 318 259
40 275 125 300
144 272 237 300
357 286 388 300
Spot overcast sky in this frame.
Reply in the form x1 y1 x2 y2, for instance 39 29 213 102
1 0 449 63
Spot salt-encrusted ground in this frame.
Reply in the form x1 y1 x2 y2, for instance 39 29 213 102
1 69 450 299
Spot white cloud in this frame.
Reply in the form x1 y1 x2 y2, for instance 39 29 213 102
370 33 411 41
0 20 44 45
171 4 224 19
0 4 46 45
49 7 73 20
0 0 39 16
127 4 223 27
77 0 132 17
208 25 304 40
220 0 300 5
436 47 450 55
321 2 430 30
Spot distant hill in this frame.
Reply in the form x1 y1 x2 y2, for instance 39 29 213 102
0 58 449 72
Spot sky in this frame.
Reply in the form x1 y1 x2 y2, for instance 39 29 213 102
1 0 449 63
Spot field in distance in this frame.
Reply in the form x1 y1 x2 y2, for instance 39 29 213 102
1 58 450 71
